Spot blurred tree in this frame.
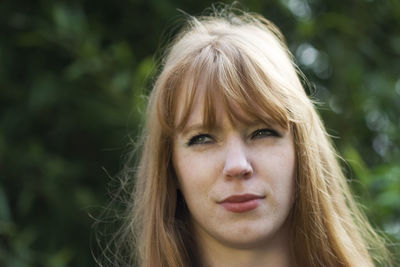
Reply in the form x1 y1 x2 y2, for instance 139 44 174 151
0 0 398 266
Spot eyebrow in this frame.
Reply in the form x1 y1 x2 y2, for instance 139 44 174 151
179 123 217 136
178 119 279 137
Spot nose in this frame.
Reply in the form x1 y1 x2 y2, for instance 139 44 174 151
222 138 253 179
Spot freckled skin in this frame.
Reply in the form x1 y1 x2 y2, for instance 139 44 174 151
172 94 296 266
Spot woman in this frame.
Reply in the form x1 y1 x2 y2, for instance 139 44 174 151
116 7 392 267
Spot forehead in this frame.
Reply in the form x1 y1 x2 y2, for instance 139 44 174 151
175 86 225 129
174 75 209 125
173 76 279 133
168 37 291 134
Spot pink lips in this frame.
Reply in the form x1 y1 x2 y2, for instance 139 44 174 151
219 194 265 213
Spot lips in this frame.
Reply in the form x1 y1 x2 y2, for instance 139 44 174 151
219 194 265 213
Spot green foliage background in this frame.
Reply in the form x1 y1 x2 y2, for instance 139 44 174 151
0 0 399 266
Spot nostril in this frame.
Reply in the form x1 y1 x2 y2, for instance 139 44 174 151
240 168 253 179
223 161 253 179
241 169 252 178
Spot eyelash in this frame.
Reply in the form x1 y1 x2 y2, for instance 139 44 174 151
186 128 280 146
187 133 214 146
250 128 280 139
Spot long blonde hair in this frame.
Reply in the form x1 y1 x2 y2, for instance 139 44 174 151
117 8 392 267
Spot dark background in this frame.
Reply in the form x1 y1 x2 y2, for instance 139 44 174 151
1 0 399 266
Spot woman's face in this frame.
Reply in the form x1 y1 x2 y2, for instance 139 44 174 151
172 90 296 251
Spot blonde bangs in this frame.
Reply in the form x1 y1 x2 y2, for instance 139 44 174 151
168 40 292 133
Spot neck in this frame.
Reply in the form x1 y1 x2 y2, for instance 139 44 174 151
195 223 296 267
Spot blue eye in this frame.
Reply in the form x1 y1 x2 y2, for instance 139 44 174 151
251 128 279 139
187 134 214 146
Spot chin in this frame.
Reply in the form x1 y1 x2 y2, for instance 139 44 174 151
217 220 291 250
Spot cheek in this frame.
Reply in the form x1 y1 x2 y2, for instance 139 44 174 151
256 143 296 202
275 146 296 205
173 152 216 202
